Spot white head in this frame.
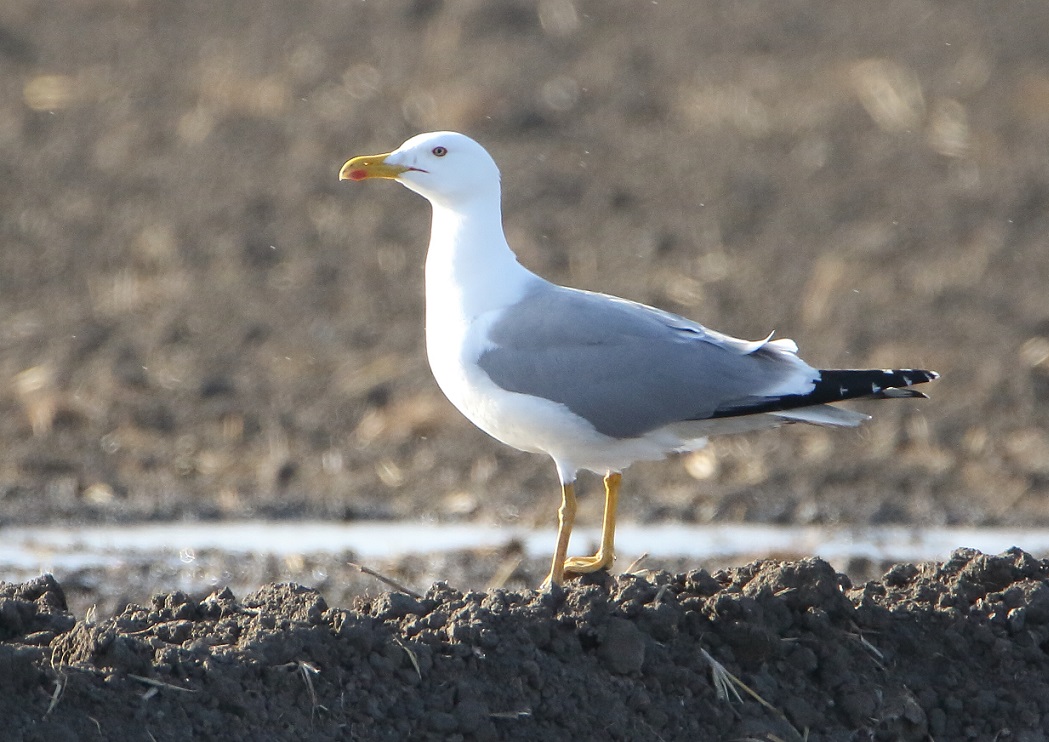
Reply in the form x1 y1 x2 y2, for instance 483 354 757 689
340 131 501 209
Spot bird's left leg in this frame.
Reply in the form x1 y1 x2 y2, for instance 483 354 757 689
541 481 578 588
563 472 621 574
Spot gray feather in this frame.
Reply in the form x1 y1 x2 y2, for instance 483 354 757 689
478 285 808 438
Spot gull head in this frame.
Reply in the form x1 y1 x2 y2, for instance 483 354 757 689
340 131 501 208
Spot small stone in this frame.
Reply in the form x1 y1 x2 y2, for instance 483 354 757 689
428 711 458 733
597 618 645 675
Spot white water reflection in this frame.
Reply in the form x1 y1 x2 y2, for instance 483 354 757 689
3 520 1049 578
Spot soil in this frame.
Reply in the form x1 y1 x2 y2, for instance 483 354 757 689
3 0 1049 738
4 548 1049 740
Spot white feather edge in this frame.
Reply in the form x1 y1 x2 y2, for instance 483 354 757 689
774 405 870 427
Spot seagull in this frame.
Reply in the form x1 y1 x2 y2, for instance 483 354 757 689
339 131 938 587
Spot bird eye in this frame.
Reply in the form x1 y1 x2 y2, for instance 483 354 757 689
432 146 448 157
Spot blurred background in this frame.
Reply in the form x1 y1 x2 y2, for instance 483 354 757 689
2 0 1049 613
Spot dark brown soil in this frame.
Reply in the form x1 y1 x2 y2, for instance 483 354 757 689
4 0 1049 738
4 548 1049 740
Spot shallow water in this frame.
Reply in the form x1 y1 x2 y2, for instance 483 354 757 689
4 520 1049 580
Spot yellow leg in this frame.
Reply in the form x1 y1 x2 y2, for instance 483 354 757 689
542 482 577 588
563 472 621 575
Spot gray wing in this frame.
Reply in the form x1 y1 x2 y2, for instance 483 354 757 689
477 284 814 439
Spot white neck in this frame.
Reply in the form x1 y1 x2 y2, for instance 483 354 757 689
424 192 537 321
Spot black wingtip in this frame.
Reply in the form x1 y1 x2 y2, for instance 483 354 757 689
796 368 938 405
709 367 937 420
